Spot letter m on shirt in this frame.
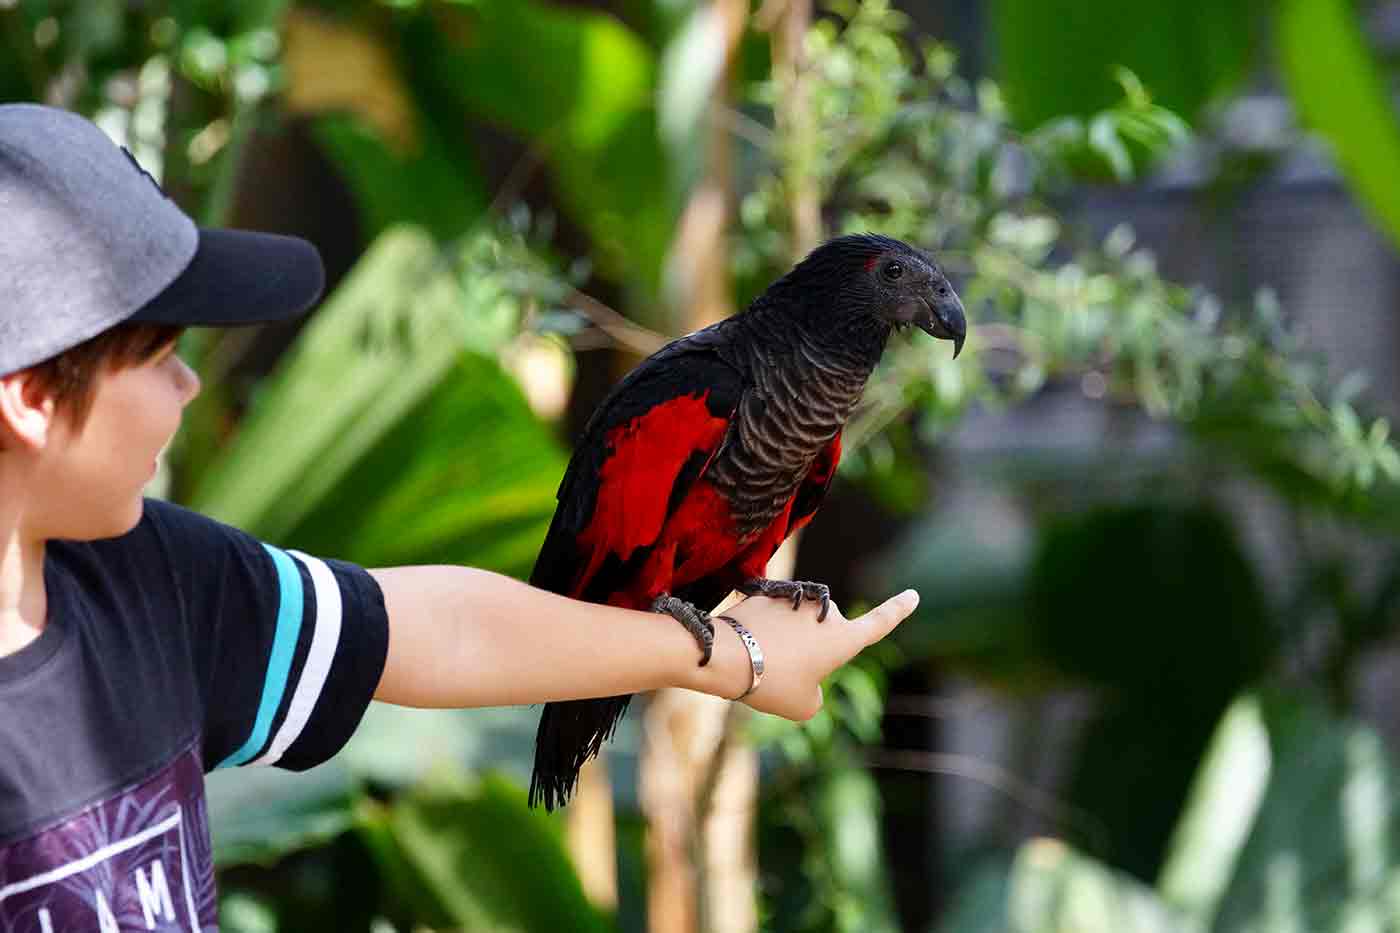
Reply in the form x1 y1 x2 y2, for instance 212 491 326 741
135 859 176 928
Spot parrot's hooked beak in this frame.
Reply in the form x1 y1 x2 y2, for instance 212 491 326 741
902 290 967 358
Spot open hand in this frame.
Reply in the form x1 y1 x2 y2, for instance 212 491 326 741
691 589 920 721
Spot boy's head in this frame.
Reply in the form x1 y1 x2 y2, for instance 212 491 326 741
0 103 326 540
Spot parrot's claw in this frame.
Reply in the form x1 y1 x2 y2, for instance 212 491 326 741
738 578 831 622
652 594 715 666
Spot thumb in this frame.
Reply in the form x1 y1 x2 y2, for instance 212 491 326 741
852 589 919 644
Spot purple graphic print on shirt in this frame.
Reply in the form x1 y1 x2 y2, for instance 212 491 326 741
0 742 216 932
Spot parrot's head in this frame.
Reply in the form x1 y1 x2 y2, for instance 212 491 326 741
776 233 967 358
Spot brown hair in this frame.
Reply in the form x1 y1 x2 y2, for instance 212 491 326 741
24 322 186 430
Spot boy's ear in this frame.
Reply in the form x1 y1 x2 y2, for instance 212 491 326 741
0 370 58 450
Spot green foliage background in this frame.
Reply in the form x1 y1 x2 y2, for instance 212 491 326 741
7 0 1400 930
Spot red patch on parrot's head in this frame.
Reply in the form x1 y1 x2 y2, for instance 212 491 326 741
864 255 880 272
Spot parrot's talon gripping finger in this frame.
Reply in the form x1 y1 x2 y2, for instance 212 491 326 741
739 578 832 622
652 594 715 666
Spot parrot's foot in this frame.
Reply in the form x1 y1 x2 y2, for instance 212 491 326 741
652 594 716 667
738 578 831 622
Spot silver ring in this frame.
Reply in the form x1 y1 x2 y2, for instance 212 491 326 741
715 615 764 701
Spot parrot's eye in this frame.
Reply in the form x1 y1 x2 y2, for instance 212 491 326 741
882 261 904 281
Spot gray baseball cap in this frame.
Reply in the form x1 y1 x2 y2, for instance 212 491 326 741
0 103 325 376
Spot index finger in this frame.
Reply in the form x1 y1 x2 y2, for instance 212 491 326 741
850 589 920 644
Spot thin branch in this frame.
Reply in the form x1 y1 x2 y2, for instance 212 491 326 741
485 137 552 220
565 288 668 356
865 748 1110 856
713 106 776 151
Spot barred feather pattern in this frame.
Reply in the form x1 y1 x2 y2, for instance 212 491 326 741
708 308 889 537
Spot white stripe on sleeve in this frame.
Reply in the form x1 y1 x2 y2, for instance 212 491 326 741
248 551 344 767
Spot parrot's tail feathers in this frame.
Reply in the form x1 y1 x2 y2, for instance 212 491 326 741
529 696 632 811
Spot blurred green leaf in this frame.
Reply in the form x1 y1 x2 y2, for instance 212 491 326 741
990 0 1260 129
311 110 488 241
207 764 360 868
218 890 280 933
361 771 613 932
758 756 901 933
233 0 294 35
942 838 1182 932
1088 112 1133 181
338 704 543 790
1158 695 1272 927
833 664 886 744
1278 0 1400 254
276 348 564 578
400 0 675 297
818 766 900 933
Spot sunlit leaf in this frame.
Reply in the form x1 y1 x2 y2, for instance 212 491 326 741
189 227 470 539
1278 0 1400 254
1158 695 1272 927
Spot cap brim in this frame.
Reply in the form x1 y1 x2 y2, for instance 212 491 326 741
129 228 325 327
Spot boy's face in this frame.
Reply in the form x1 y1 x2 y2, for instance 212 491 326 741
28 339 201 540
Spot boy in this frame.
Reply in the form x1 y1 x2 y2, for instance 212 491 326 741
0 103 918 931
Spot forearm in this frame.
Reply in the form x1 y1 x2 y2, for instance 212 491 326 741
368 565 747 708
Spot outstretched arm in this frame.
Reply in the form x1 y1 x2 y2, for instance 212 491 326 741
368 565 917 722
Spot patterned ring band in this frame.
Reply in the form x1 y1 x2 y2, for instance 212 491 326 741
715 615 765 701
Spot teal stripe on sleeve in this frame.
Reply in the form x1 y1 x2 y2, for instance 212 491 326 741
216 544 306 769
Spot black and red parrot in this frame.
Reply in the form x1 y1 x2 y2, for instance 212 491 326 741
528 233 966 810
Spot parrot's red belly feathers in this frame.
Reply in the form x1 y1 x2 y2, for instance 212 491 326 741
565 393 841 611
570 393 733 604
618 476 788 609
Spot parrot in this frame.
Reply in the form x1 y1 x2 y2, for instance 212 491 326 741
528 233 967 810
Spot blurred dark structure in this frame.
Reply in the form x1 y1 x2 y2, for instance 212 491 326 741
833 1 1400 929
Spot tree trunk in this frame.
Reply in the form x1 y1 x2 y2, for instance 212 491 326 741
567 755 619 910
643 539 796 933
760 0 820 260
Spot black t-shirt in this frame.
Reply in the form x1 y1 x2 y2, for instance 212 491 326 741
0 499 389 932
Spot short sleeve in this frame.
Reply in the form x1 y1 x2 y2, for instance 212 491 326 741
138 499 389 772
